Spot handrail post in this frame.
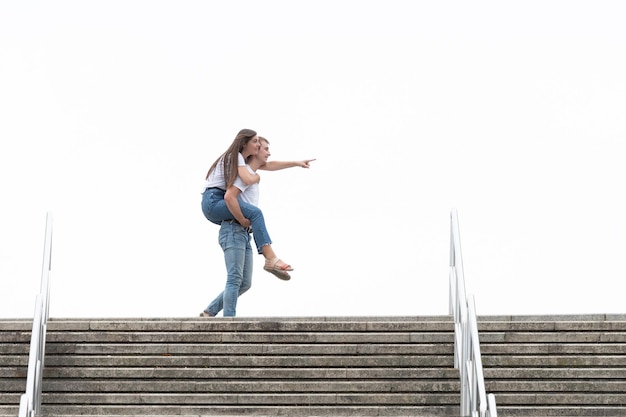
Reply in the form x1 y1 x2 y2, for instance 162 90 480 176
487 394 498 417
18 394 29 417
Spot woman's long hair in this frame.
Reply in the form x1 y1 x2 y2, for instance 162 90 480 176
205 129 257 188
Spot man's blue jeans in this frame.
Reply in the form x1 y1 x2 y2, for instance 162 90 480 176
201 188 272 254
205 220 253 317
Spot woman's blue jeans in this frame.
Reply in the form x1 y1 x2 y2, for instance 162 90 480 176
201 188 272 254
205 221 253 317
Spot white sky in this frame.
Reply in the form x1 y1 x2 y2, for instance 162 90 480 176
1 1 625 319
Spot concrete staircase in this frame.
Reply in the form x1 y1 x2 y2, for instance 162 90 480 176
479 314 626 416
1 315 625 417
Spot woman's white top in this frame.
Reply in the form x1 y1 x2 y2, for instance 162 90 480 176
203 153 246 191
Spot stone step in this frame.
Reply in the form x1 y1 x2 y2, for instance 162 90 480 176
45 316 454 331
4 389 626 406
42 355 454 367
2 406 624 417
2 366 460 380
43 342 455 355
2 379 461 392
1 404 461 417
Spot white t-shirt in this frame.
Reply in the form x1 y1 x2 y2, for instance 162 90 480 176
233 165 259 206
203 153 246 191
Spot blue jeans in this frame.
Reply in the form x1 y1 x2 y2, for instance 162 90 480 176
205 220 253 317
201 188 272 254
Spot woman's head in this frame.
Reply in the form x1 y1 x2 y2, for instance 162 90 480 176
206 129 260 187
235 129 260 158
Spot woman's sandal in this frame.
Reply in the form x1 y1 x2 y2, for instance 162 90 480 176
264 258 293 281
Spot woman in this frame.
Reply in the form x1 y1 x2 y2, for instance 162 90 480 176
201 128 293 275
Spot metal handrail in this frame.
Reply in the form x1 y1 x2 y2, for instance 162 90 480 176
18 212 53 417
449 208 497 417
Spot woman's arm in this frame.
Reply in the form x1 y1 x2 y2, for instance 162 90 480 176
237 165 260 185
259 159 316 171
224 186 251 227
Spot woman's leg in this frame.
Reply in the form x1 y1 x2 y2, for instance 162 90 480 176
202 189 270 248
202 188 291 271
201 188 230 225
235 200 293 273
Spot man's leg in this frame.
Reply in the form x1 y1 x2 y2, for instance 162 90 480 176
205 290 224 317
220 221 249 317
239 233 253 296
206 235 251 317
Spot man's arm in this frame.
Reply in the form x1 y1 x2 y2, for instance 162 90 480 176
224 186 251 228
259 159 316 171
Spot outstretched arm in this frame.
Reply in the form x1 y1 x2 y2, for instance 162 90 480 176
259 159 316 171
224 186 251 228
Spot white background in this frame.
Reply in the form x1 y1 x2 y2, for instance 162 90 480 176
1 1 625 319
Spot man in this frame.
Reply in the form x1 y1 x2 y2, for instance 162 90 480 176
200 137 314 317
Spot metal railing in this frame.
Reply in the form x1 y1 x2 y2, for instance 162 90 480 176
18 212 53 417
449 208 497 417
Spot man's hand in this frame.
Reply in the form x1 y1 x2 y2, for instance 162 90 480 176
298 158 316 168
